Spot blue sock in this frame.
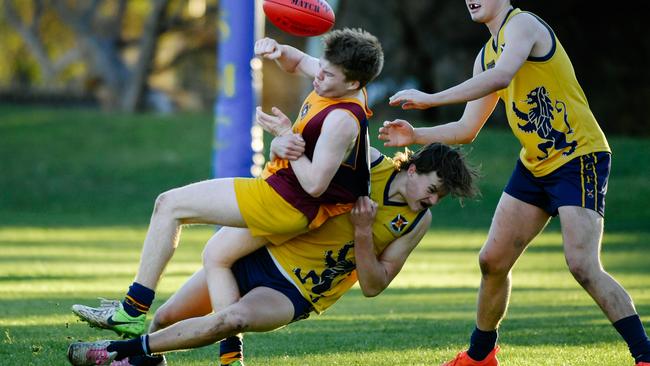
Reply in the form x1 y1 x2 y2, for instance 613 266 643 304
467 326 498 361
106 335 149 360
123 282 155 317
613 314 650 362
220 334 243 365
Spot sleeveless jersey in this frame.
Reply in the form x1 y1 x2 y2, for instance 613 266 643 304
262 89 372 228
267 155 429 313
481 8 610 177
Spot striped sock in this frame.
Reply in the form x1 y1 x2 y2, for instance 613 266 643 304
122 282 155 317
220 334 243 365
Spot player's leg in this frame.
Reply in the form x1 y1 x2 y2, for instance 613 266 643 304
468 193 549 361
202 228 268 312
72 178 246 337
94 269 211 366
67 287 297 365
443 192 550 365
201 228 268 366
552 152 650 364
560 206 650 363
149 269 212 333
476 194 549 329
135 178 245 289
151 287 295 352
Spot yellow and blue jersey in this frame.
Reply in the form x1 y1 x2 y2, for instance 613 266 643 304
481 8 610 177
267 155 429 313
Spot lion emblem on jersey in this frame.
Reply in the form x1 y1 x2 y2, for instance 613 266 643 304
512 86 577 160
293 243 355 303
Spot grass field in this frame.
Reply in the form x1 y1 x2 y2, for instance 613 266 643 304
1 105 649 365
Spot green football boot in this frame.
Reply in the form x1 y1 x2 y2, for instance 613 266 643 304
72 298 146 338
222 361 245 366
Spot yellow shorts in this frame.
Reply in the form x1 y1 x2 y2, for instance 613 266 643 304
233 177 309 244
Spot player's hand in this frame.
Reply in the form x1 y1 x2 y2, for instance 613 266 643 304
389 89 434 110
270 133 305 161
378 119 416 147
254 37 282 60
256 106 292 137
350 196 378 229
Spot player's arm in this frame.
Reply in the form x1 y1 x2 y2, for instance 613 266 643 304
255 37 319 78
379 53 499 146
353 199 432 297
389 15 536 110
269 133 305 161
289 109 359 197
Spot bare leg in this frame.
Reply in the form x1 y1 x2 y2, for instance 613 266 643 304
147 287 295 352
476 193 550 330
134 178 246 290
559 206 637 322
149 269 212 333
202 228 268 313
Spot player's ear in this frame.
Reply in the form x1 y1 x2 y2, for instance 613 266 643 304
346 79 360 91
407 163 417 176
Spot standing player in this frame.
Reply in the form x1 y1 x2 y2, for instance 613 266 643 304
72 28 384 340
66 143 480 366
379 1 650 365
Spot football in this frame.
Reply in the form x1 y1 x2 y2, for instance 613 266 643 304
263 0 335 37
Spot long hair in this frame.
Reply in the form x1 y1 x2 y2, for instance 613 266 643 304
393 143 480 202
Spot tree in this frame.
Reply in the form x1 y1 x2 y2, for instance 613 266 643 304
2 0 217 112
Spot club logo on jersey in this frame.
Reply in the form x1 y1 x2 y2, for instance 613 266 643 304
512 86 577 160
300 102 311 120
293 242 356 303
390 214 409 234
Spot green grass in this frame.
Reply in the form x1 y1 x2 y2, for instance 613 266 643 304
1 105 649 365
1 227 648 365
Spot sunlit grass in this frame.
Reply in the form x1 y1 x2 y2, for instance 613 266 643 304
0 226 648 365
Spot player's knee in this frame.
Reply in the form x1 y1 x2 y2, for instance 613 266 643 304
151 303 175 330
226 309 249 333
478 250 510 277
153 191 174 216
202 240 237 268
210 308 249 335
566 257 597 287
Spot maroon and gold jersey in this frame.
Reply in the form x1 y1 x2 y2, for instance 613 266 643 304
262 89 372 229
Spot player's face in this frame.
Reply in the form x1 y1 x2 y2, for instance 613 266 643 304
313 58 356 98
465 0 509 23
404 165 448 212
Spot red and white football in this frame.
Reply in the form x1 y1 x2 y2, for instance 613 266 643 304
263 0 335 37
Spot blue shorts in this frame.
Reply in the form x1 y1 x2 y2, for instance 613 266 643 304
504 152 611 217
232 247 313 321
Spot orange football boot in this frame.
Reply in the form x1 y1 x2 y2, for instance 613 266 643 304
636 362 650 366
441 346 500 366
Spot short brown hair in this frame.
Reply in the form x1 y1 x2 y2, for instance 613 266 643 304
394 143 480 202
322 28 384 88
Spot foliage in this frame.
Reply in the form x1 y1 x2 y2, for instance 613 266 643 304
0 0 218 111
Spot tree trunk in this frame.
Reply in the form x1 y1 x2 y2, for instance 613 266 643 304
121 0 168 112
